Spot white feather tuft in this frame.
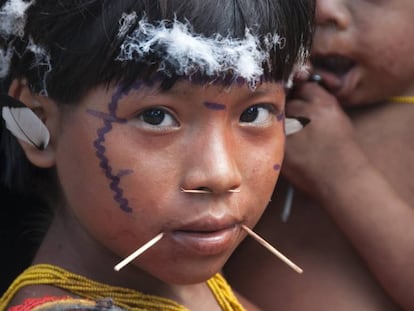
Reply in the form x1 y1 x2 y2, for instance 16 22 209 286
117 15 286 88
285 118 304 136
0 0 35 38
2 106 50 149
0 46 12 78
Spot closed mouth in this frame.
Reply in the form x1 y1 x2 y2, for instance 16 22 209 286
172 224 239 256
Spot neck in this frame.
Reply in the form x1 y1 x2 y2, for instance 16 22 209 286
32 206 221 310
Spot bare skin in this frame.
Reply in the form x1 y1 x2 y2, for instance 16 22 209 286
226 96 414 311
225 0 414 309
12 207 261 311
225 88 414 310
7 80 286 311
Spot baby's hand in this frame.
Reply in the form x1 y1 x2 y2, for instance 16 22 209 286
282 80 359 196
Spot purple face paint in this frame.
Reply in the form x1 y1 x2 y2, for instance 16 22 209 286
204 101 226 111
88 82 144 213
86 109 127 123
273 164 281 171
277 110 285 122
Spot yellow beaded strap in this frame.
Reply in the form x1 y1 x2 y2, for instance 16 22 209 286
388 96 414 104
0 264 246 311
206 271 245 311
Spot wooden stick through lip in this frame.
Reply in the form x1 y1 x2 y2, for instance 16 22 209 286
114 232 164 271
241 225 303 274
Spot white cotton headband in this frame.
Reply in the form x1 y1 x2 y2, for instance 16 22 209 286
117 12 303 88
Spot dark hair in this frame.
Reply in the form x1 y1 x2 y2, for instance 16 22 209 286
1 0 315 191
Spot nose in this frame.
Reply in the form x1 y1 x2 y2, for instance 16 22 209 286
181 129 242 194
315 0 350 30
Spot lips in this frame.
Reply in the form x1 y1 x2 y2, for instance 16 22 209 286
171 221 240 256
311 54 358 96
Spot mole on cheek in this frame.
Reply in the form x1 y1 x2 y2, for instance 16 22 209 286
273 164 281 171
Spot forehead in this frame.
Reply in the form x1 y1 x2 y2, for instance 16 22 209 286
141 80 286 99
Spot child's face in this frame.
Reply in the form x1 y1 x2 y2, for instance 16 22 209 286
54 80 285 284
312 0 414 106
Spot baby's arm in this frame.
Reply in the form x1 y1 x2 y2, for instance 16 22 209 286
283 82 414 310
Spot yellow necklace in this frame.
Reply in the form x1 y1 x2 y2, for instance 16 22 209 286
388 96 414 104
0 264 246 311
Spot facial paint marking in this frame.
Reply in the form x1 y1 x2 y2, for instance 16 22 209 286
204 101 226 111
86 109 127 123
88 81 143 213
277 110 285 122
273 164 281 171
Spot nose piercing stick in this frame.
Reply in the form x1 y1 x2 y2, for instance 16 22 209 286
181 188 212 194
241 225 303 274
114 232 164 271
180 187 240 193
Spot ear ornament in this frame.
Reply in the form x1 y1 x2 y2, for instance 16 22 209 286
1 94 50 150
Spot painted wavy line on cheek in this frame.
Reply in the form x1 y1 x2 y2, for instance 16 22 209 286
204 101 226 111
88 82 143 213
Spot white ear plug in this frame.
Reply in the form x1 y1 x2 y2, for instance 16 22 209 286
285 116 310 136
1 95 50 149
285 117 304 136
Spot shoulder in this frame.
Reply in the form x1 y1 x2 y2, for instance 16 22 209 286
8 296 69 311
8 297 127 311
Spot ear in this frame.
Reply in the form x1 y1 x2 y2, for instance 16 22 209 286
6 79 59 168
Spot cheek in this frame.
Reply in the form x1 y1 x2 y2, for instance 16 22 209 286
54 118 138 232
55 121 117 217
55 119 178 230
242 129 285 213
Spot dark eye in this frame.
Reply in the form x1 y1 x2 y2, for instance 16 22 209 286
240 106 259 123
141 109 167 125
135 107 179 130
240 104 277 125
